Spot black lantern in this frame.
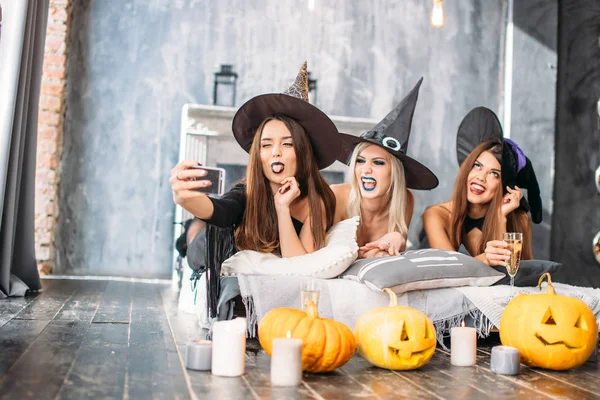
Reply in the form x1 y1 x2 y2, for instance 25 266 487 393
213 64 238 107
308 71 318 105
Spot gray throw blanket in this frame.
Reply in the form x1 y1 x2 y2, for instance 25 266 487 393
237 275 600 348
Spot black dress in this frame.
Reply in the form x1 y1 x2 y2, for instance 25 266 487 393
187 181 303 318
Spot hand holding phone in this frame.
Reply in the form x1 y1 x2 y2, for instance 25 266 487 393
191 166 226 196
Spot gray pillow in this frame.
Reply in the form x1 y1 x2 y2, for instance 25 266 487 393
339 249 505 294
492 260 562 287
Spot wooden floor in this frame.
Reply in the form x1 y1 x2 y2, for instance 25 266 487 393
1 279 599 400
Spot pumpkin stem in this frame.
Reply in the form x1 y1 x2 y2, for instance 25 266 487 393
383 288 398 306
304 299 319 317
537 273 556 295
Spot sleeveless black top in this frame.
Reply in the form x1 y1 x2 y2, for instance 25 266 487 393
464 215 485 233
206 182 303 234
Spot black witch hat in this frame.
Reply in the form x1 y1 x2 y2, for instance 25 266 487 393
456 107 543 224
336 78 439 190
232 61 340 170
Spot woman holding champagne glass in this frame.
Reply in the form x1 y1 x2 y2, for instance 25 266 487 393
423 107 543 280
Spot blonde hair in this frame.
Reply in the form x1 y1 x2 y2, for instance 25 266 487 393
346 142 408 237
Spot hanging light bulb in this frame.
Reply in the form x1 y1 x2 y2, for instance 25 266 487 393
308 0 315 12
431 0 444 28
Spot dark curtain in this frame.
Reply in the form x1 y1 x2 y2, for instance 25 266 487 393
551 0 600 287
0 0 49 297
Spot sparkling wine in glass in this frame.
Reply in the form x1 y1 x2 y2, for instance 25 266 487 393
503 232 523 293
300 279 321 312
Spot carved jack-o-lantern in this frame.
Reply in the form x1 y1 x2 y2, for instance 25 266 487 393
500 273 598 370
354 288 436 370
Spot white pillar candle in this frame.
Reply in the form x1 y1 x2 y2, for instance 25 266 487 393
270 332 303 387
185 339 212 371
490 345 520 375
211 318 246 377
450 324 477 366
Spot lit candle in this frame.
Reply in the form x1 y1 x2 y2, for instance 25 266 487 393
185 339 212 371
450 321 477 366
271 331 303 387
211 318 246 377
490 345 520 375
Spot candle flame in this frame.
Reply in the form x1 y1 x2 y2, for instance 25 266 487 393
461 320 466 328
286 331 292 339
431 0 444 28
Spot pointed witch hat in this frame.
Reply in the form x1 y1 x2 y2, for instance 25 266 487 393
456 107 543 223
232 61 340 170
336 78 439 190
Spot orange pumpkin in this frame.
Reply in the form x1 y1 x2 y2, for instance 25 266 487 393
354 288 436 370
258 301 356 373
500 273 598 370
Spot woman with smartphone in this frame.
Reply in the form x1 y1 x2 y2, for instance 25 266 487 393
170 63 339 317
422 107 542 266
331 78 439 258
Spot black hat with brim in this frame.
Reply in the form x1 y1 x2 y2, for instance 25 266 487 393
336 78 438 190
337 133 439 190
232 62 340 170
232 93 340 170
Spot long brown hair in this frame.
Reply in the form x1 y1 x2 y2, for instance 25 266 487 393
450 140 532 259
234 115 336 254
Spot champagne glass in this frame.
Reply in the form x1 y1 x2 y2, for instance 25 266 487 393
300 279 321 312
503 232 523 294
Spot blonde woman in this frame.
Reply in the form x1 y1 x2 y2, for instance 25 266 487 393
332 78 438 258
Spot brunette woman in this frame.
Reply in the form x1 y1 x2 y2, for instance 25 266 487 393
423 107 542 266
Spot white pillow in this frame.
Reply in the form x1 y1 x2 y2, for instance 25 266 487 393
220 217 359 279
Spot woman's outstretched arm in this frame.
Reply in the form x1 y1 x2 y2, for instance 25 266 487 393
170 160 215 220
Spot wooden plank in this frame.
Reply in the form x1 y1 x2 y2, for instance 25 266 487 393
301 358 380 400
159 285 207 347
125 283 188 399
55 323 129 399
382 350 491 400
0 319 50 377
14 279 79 320
244 350 318 399
55 280 107 322
126 347 189 399
578 361 600 379
92 281 133 324
0 296 38 328
159 284 259 399
340 354 450 400
129 283 177 351
0 277 48 326
187 371 258 400
0 321 88 399
470 348 599 399
427 349 550 399
476 347 600 398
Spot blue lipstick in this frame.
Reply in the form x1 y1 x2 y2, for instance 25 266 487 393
361 176 376 192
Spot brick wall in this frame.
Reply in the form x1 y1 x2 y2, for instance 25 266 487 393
35 0 73 275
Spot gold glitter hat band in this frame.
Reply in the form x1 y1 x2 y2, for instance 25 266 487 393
282 61 310 102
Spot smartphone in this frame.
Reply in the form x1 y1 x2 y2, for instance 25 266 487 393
192 166 226 196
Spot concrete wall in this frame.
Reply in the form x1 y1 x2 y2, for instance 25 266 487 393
56 0 533 277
